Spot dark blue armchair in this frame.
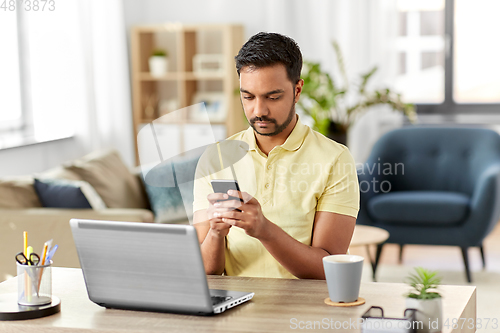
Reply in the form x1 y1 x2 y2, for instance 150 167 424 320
357 126 500 282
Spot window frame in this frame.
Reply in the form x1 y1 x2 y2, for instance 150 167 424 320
416 0 500 115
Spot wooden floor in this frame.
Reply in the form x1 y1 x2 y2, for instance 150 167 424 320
370 221 500 275
350 221 500 284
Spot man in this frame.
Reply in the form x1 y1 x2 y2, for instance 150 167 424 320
192 32 359 279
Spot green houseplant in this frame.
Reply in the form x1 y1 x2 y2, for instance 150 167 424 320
149 48 169 77
405 266 442 300
151 49 168 57
298 41 417 145
404 267 443 333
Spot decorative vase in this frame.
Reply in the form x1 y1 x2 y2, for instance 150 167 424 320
405 297 443 333
149 56 168 77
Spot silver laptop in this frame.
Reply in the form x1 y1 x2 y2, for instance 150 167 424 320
70 219 254 315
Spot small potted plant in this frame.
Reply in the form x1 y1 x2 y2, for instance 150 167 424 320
405 267 443 333
149 48 169 77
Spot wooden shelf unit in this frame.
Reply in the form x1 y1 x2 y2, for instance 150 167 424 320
130 23 247 164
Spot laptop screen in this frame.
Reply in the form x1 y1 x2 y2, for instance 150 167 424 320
70 219 213 313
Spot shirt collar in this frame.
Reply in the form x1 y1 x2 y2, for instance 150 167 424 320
243 115 308 152
280 116 307 151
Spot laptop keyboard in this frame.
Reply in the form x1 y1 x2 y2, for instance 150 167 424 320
211 296 233 306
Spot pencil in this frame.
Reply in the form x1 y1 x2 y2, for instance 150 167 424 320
23 233 29 302
23 231 28 256
41 243 48 265
37 243 49 294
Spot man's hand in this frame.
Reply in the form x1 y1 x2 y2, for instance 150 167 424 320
206 192 234 238
214 190 272 240
201 190 356 279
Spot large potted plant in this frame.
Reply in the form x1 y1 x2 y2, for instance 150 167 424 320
405 267 443 333
298 41 417 145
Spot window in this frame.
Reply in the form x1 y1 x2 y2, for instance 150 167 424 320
0 10 23 131
0 2 78 149
395 0 445 104
454 0 500 104
394 0 500 114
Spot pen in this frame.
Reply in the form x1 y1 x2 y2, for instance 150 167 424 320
37 242 49 294
36 244 58 294
45 244 58 263
40 243 48 266
45 239 53 258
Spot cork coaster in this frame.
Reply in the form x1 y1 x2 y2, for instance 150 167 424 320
324 297 366 307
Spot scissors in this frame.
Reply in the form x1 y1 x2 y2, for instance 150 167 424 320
16 252 40 265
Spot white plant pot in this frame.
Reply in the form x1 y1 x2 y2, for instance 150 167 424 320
149 56 168 77
405 297 443 333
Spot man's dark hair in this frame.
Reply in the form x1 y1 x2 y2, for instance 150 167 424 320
235 32 302 84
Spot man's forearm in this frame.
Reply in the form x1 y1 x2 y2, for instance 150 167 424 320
200 230 226 275
259 222 330 279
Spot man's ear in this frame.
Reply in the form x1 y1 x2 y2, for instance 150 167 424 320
294 79 304 103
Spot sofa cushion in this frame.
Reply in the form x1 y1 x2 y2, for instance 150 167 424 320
34 178 107 209
39 166 82 181
368 191 470 225
64 150 149 209
0 177 42 208
142 154 200 223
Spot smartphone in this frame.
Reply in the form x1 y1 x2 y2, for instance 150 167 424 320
211 179 242 202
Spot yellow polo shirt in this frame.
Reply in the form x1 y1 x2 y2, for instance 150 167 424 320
193 117 359 279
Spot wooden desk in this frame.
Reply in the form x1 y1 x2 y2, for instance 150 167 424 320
0 268 476 333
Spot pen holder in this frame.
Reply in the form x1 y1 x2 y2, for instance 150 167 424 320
17 260 52 306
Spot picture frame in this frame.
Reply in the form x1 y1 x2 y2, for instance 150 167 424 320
191 92 226 122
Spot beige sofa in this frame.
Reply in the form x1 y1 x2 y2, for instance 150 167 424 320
0 150 154 281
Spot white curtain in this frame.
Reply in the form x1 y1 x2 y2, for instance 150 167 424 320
20 0 134 167
77 0 135 166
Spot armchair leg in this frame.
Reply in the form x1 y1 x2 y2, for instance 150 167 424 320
373 244 384 281
480 245 486 268
399 244 404 264
461 247 472 283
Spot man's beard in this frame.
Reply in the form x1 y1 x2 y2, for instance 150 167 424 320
249 100 296 137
